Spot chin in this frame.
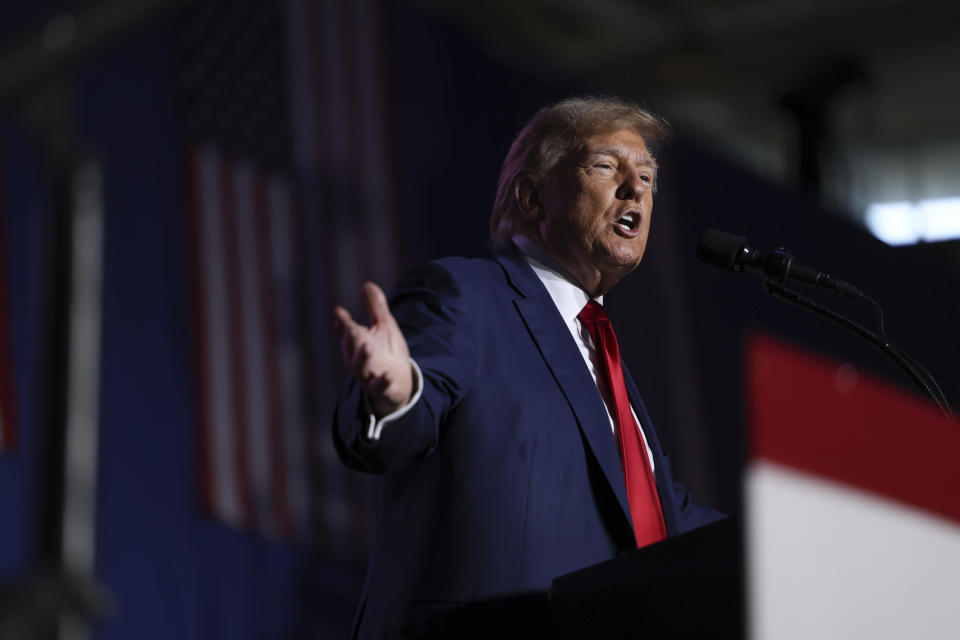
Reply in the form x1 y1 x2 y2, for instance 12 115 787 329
606 244 645 269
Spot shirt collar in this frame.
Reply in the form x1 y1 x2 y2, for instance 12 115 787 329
511 234 603 329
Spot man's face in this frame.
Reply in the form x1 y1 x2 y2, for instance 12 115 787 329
536 127 657 295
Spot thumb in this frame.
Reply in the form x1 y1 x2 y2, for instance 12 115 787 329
362 281 394 327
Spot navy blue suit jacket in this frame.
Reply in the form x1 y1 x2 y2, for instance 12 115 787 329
334 251 722 639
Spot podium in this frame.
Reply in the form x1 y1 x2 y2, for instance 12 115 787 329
409 517 742 639
746 334 960 639
551 516 742 638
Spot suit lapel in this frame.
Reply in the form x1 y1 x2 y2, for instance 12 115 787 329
494 253 634 535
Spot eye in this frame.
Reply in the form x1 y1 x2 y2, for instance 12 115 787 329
594 162 615 171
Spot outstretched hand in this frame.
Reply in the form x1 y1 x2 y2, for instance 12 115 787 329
334 282 413 419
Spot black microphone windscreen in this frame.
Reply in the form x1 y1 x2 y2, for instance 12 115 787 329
697 230 747 271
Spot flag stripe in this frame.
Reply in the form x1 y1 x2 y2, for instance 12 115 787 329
195 147 244 526
220 155 257 530
256 175 294 537
234 163 275 534
270 186 311 536
199 149 244 524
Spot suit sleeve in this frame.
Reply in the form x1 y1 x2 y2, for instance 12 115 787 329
332 262 477 473
660 453 727 533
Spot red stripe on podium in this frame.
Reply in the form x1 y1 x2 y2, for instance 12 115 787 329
747 332 960 525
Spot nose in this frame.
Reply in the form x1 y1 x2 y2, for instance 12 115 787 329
616 170 646 202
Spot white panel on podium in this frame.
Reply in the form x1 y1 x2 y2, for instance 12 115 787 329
748 462 960 639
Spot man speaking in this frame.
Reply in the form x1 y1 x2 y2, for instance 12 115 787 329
333 96 722 639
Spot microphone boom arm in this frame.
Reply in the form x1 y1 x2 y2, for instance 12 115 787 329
764 280 954 421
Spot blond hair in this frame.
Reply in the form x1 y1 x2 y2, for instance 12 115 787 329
489 96 670 251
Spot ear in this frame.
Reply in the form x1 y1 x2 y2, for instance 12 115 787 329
514 174 541 219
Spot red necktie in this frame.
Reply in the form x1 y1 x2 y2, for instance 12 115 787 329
577 301 666 548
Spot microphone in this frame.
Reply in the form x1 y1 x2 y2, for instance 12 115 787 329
697 229 862 297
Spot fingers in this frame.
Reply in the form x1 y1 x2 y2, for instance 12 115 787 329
333 306 358 334
333 306 364 367
333 305 355 342
362 281 395 328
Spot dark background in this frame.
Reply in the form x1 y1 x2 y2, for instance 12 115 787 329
1 0 957 637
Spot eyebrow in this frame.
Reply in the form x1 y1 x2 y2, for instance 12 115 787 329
585 145 658 172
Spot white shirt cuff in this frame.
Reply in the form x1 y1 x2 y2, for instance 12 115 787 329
364 358 424 441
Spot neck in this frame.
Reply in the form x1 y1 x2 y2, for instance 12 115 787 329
511 233 618 298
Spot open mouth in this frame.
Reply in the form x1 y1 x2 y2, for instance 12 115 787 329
614 211 640 235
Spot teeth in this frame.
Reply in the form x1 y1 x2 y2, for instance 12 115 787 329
617 213 636 229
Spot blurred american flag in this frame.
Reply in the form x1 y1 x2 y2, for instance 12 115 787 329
180 0 403 556
180 0 314 540
187 146 311 538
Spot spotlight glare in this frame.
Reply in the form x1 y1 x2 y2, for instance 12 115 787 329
865 201 919 246
918 197 960 242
